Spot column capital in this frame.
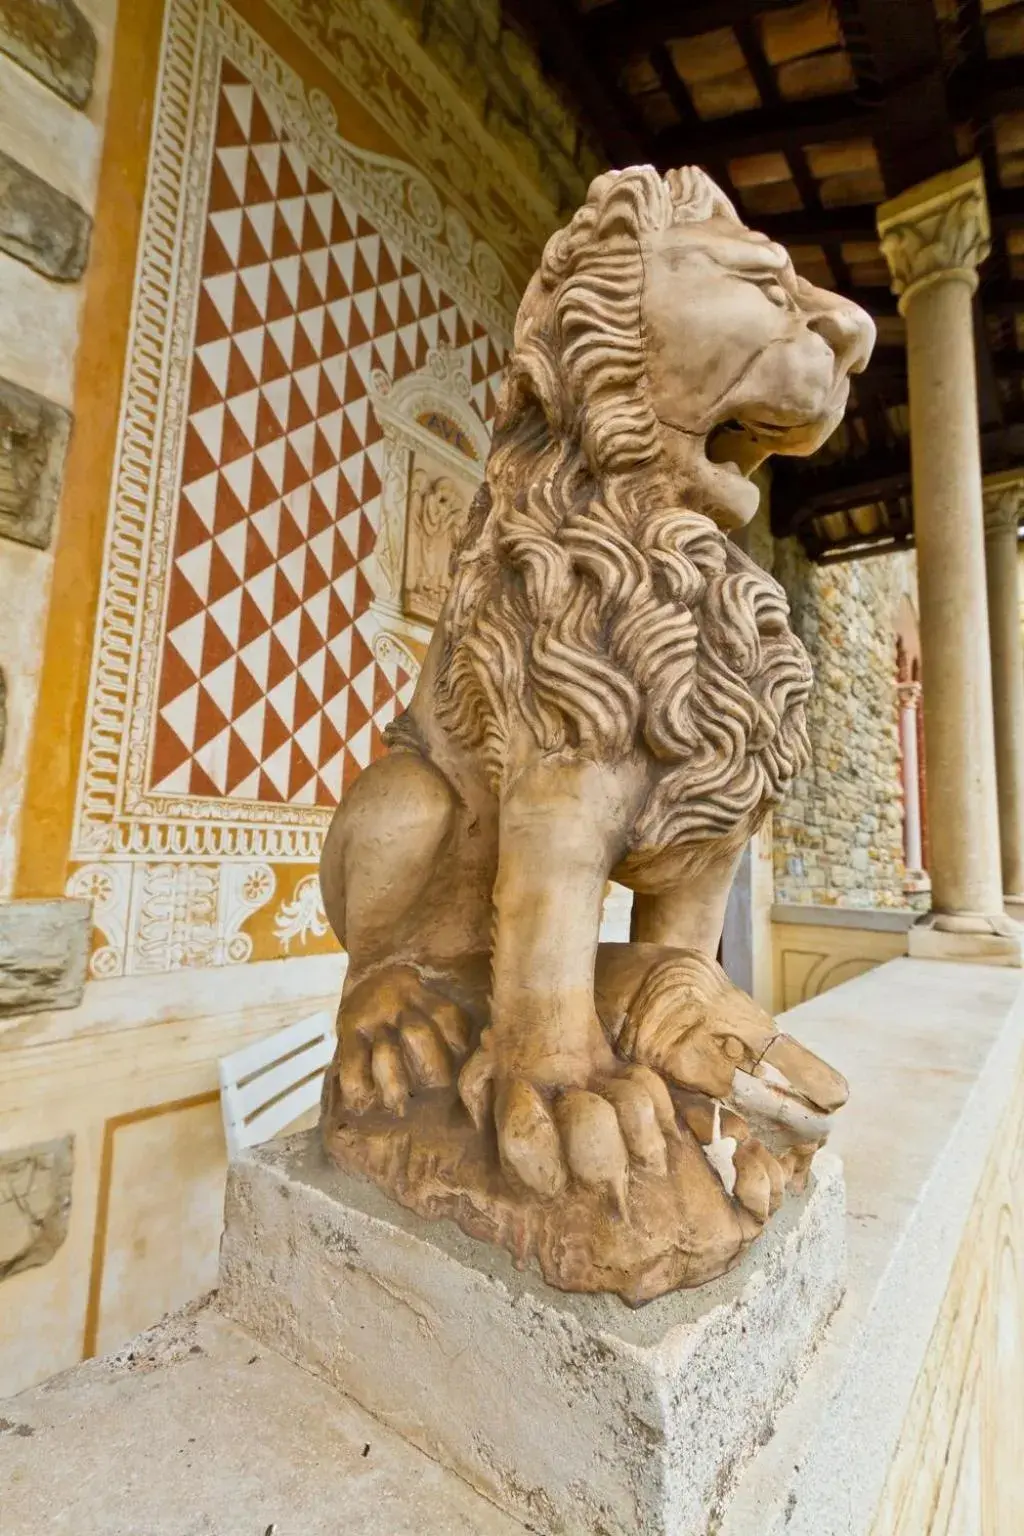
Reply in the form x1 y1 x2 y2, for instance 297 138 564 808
897 679 922 710
983 469 1024 540
877 160 990 313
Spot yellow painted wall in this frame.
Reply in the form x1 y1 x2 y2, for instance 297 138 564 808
771 913 909 1013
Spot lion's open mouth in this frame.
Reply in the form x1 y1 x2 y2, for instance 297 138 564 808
705 416 816 478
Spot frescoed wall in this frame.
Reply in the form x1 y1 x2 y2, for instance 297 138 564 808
1 0 596 1394
50 0 515 978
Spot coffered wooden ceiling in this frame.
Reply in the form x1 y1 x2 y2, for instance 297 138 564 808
502 0 1024 560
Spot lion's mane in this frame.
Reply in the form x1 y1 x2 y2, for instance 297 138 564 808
432 166 812 868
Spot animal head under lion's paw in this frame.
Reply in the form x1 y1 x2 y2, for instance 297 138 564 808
501 164 874 530
605 946 848 1121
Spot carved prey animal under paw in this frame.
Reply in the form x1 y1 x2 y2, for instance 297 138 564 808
320 164 869 1301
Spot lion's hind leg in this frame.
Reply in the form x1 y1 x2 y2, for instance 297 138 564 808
320 750 495 1122
320 749 456 962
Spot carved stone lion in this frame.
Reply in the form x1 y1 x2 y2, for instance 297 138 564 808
319 167 874 1302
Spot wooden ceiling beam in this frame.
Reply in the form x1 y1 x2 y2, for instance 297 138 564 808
649 64 1024 181
746 189 1024 248
584 0 797 54
745 205 878 243
653 94 875 166
833 0 957 189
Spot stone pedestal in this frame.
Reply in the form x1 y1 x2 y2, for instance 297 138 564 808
218 1134 845 1536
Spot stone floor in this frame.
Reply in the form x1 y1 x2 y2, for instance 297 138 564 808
5 957 1022 1536
0 1298 525 1536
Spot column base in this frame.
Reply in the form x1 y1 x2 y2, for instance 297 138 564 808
902 871 931 897
1004 895 1024 924
218 1133 846 1536
907 910 1024 966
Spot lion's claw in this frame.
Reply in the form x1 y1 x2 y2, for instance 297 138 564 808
336 966 472 1116
465 1047 678 1210
678 1088 791 1226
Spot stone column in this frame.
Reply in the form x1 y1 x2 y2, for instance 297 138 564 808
983 471 1024 907
877 161 1020 963
897 681 929 894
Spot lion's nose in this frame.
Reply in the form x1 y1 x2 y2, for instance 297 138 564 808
808 298 876 376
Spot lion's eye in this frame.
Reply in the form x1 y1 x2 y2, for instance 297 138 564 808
760 280 791 308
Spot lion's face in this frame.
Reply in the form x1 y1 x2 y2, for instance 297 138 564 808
640 216 875 528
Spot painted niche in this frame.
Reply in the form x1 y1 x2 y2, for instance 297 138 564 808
370 347 489 629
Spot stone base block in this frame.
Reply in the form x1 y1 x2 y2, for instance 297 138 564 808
218 1132 846 1536
908 916 1023 966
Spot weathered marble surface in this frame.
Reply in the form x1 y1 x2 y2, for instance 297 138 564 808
0 1300 523 1536
721 957 1024 1536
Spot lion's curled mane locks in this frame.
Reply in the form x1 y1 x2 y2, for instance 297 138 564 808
434 167 814 872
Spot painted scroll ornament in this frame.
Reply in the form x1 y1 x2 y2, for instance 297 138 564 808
319 166 874 1303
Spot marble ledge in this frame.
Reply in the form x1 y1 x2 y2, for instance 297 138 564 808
722 956 1024 1536
771 903 917 933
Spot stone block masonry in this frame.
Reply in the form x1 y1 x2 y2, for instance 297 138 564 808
0 0 96 109
0 149 91 280
0 897 90 1015
773 539 914 909
0 374 72 549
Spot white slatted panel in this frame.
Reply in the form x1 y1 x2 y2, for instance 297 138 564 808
219 1009 336 1157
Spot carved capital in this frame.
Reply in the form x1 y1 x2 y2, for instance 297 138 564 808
897 680 922 711
983 470 1024 540
877 161 990 313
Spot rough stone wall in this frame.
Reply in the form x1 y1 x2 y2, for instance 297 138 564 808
0 0 108 896
0 0 112 1019
388 0 606 215
772 539 916 908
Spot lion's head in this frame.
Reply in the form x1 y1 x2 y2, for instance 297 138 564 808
431 168 872 867
504 164 874 531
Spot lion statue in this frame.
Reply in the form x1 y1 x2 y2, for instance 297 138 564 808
318 166 874 1302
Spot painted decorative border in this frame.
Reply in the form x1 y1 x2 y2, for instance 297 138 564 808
69 0 515 868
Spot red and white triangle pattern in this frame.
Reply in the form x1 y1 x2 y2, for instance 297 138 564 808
150 58 506 807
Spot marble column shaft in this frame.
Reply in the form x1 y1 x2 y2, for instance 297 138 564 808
983 473 1024 899
878 162 1006 931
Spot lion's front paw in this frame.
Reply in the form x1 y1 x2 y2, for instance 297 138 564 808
459 1041 679 1210
336 965 475 1116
